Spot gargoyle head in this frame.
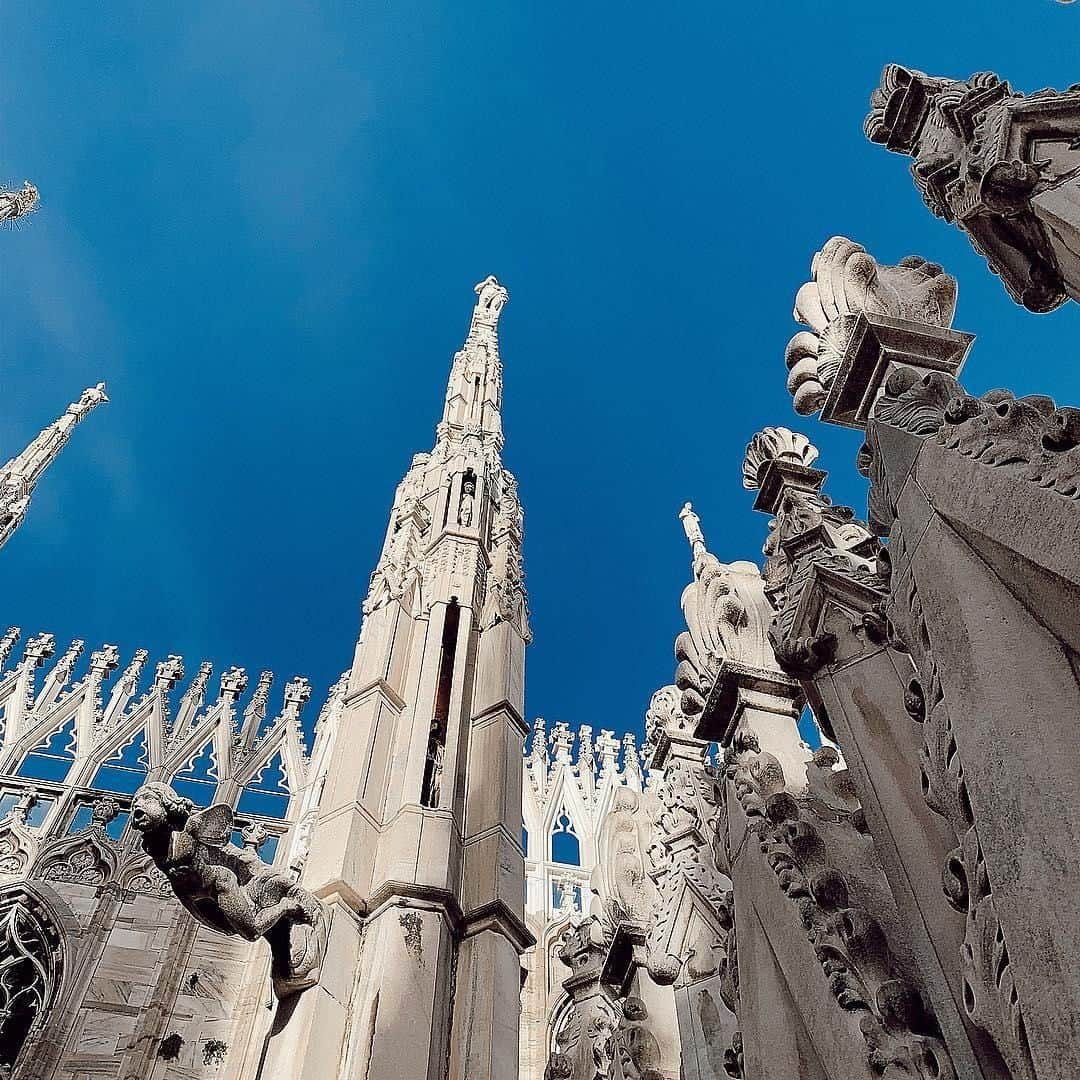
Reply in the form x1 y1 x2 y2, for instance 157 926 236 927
131 782 193 835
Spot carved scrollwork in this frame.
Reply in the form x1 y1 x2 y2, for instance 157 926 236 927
786 237 958 415
866 369 1080 536
726 745 958 1079
887 567 1036 1080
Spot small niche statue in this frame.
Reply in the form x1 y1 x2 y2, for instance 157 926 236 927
130 782 327 998
457 478 476 527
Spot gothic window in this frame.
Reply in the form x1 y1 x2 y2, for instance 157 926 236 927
66 803 129 841
550 811 580 866
550 880 582 912
798 705 826 750
236 753 291 820
229 827 280 865
0 792 53 829
171 742 220 807
422 600 459 808
17 719 76 783
90 729 149 795
0 893 60 1073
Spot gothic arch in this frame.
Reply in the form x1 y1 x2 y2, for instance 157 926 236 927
0 887 62 1074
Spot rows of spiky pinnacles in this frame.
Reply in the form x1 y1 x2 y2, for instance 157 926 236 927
0 626 349 877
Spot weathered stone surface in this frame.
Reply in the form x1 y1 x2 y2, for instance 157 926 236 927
867 65 1080 311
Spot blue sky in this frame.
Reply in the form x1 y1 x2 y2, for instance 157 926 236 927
3 2 1079 744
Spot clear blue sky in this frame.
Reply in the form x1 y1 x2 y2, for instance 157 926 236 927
2 2 1079 744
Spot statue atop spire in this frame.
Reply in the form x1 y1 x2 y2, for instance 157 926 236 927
468 275 509 339
0 182 39 226
0 383 108 551
678 502 707 560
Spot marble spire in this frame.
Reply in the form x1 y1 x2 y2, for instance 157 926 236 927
0 383 108 550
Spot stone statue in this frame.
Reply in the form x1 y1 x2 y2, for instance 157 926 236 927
457 478 475 527
0 182 38 225
130 782 327 998
67 383 109 420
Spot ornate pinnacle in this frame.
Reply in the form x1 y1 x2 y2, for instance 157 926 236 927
89 645 121 681
0 628 21 670
219 667 248 704
469 275 509 336
742 428 819 492
24 633 56 666
0 182 39 225
0 382 109 551
283 676 312 721
154 655 185 692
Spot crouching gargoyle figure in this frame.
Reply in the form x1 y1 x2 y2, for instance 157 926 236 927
131 781 327 998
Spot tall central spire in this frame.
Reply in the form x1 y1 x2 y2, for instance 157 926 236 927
295 276 532 1080
438 275 509 445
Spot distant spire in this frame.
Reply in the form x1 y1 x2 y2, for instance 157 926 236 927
0 182 39 226
0 383 108 551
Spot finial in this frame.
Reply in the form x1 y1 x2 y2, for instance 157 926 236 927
787 237 959 418
742 428 819 491
679 502 707 560
468 275 508 337
219 667 248 704
283 676 312 721
67 383 109 421
0 182 39 225
154 655 185 692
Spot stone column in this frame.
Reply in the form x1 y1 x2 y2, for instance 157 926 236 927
742 426 1010 1080
859 371 1080 1080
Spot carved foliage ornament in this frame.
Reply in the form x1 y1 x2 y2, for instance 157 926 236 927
885 571 1035 1080
726 745 956 1079
863 368 1080 533
787 237 958 415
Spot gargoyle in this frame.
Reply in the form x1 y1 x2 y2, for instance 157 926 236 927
130 781 327 997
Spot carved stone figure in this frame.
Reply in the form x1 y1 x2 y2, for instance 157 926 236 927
130 782 326 997
457 478 476 526
0 182 39 225
866 65 1080 311
786 237 962 419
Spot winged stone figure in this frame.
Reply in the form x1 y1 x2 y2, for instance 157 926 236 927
130 781 326 997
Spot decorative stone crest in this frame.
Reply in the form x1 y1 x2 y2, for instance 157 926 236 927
867 65 1080 311
787 237 960 419
862 368 1080 534
130 781 327 997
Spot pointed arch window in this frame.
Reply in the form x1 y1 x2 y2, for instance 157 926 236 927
550 811 581 866
90 729 149 795
0 892 61 1074
171 742 220 807
0 791 52 829
236 753 291 820
17 719 76 783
